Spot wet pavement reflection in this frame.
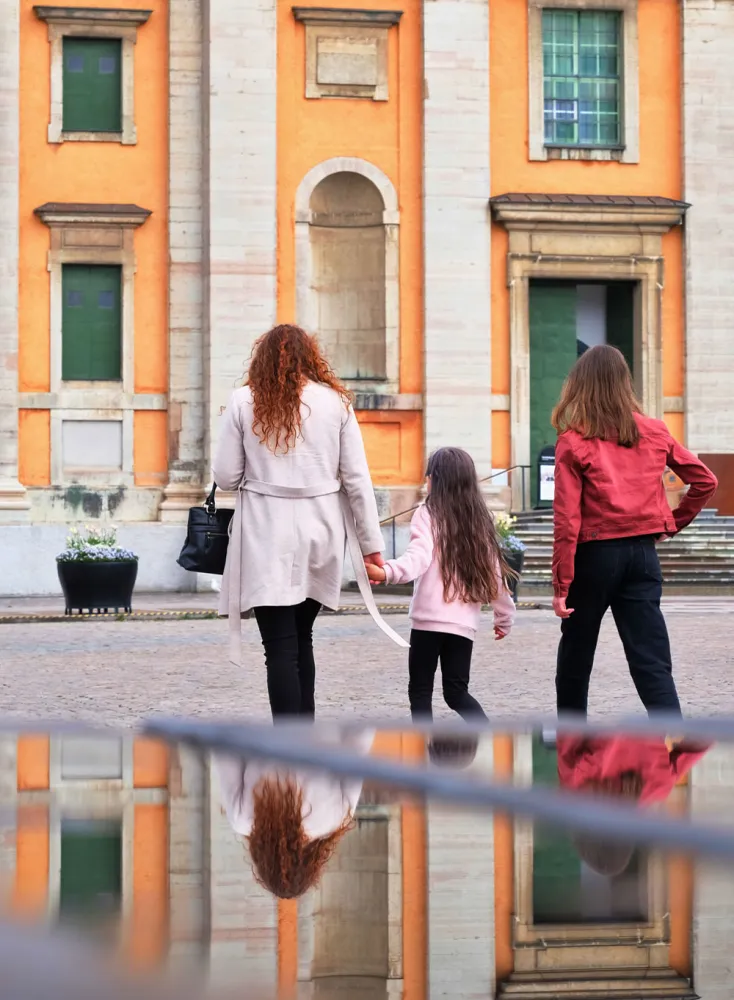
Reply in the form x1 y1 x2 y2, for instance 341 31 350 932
0 723 725 999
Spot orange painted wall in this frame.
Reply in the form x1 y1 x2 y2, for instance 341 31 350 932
133 412 169 488
276 0 424 486
18 0 169 482
13 806 49 919
493 735 514 984
17 735 50 791
130 804 169 968
489 0 686 460
18 410 51 486
133 737 169 788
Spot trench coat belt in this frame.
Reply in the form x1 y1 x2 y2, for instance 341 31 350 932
227 478 409 665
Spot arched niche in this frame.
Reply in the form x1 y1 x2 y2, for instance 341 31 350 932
295 158 400 393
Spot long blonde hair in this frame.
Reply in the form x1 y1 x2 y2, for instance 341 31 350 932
552 345 642 448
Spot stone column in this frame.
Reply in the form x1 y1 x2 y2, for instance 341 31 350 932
0 0 29 521
691 745 734 1000
423 0 494 490
683 0 734 455
426 737 495 1000
207 758 278 991
203 0 278 470
168 745 208 976
0 737 17 910
160 0 206 521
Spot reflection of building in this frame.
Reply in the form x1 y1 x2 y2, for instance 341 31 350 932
0 0 729 592
2 730 734 998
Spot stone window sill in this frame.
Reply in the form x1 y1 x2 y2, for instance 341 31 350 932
545 145 626 162
60 130 127 144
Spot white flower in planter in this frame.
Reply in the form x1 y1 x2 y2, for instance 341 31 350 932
57 524 138 564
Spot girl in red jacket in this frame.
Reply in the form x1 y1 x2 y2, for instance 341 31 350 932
551 345 717 717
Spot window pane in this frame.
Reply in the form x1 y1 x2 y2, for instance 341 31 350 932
542 9 621 146
62 264 122 381
63 37 122 133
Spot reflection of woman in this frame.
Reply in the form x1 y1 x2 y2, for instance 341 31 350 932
552 345 718 716
557 734 710 806
214 728 375 898
212 324 396 716
557 733 710 877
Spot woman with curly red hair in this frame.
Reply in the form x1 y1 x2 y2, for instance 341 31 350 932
213 324 404 717
214 727 375 898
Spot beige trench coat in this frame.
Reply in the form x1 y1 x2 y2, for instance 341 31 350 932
213 381 386 626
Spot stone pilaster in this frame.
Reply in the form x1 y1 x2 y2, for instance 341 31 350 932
423 0 492 477
683 0 734 453
160 0 206 521
691 745 734 1000
203 0 278 470
426 736 495 999
0 737 17 911
0 0 29 521
168 745 208 976
207 758 278 990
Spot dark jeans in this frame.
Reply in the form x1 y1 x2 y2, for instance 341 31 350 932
409 629 488 722
253 599 321 718
556 536 681 718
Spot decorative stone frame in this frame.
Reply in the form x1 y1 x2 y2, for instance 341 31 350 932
295 157 401 398
507 734 681 991
490 194 687 510
33 6 152 145
297 801 404 996
292 7 402 102
33 202 151 488
528 0 640 164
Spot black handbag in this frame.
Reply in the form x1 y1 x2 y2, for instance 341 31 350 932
177 483 234 575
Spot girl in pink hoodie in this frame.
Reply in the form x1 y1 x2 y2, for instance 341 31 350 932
366 447 515 720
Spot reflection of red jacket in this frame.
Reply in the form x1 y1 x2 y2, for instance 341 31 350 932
556 736 710 805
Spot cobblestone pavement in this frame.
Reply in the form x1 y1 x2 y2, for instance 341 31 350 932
1 599 731 727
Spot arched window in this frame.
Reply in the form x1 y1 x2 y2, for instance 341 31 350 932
296 158 400 393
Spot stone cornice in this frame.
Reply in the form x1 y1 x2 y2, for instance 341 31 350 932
34 202 152 228
33 6 152 26
490 193 689 233
292 6 403 26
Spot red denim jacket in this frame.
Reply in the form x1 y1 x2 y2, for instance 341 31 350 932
556 734 710 805
553 414 718 599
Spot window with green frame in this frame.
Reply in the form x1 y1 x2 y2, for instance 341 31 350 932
542 9 621 147
62 264 122 382
62 37 122 133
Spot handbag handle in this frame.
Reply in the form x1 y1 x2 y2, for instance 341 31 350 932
205 482 218 515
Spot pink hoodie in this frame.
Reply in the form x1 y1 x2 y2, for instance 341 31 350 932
383 504 515 641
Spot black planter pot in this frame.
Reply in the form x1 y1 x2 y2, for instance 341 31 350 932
503 547 525 604
57 560 138 615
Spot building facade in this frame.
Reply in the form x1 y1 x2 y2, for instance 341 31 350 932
0 0 728 593
3 729 734 999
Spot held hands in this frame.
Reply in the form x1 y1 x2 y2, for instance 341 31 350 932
552 596 574 619
364 552 387 584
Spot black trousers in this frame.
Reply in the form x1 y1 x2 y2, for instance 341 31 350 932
556 536 681 718
253 599 321 718
408 629 488 722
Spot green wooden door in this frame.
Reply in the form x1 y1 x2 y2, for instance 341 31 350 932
59 818 122 923
62 265 122 381
63 37 122 133
529 283 578 503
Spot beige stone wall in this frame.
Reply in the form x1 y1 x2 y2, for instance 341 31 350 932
683 0 734 452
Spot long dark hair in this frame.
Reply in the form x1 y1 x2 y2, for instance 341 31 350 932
425 447 511 605
246 324 352 453
552 344 642 448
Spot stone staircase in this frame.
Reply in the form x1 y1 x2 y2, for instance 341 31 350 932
513 509 734 596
